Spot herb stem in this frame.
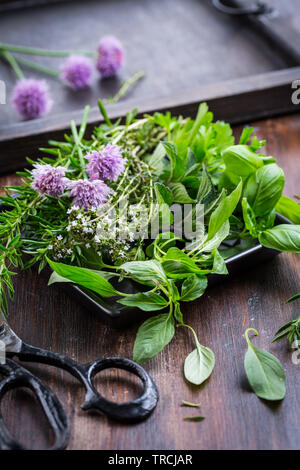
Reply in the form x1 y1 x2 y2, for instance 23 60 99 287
0 42 94 57
1 50 24 79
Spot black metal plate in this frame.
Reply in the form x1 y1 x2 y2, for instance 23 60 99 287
63 213 291 328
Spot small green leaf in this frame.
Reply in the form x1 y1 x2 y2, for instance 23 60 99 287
180 275 207 302
183 416 205 422
133 314 175 363
162 248 202 278
244 328 286 401
184 328 215 386
120 260 167 284
118 292 168 312
181 401 201 408
184 344 215 386
207 181 242 241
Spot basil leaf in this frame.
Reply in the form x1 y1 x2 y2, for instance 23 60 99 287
162 248 202 278
259 224 300 253
244 328 286 401
120 260 167 284
133 314 175 363
198 220 230 253
243 164 285 217
223 145 264 177
180 275 207 302
212 249 228 275
118 292 168 311
276 195 300 224
207 180 242 240
184 338 215 386
47 258 118 298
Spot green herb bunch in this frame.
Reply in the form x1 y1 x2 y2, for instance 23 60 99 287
1 101 300 385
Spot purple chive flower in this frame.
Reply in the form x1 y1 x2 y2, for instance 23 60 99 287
61 55 93 90
12 78 52 120
96 36 124 78
66 179 110 210
31 164 67 197
85 145 125 181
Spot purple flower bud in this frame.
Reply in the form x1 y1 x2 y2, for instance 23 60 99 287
96 36 124 78
61 55 93 90
31 164 67 197
66 179 110 210
86 145 125 181
12 78 52 120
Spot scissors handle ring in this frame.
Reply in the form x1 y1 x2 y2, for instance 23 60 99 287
0 360 69 450
81 357 159 423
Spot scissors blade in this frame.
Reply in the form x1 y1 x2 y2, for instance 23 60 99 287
0 310 22 353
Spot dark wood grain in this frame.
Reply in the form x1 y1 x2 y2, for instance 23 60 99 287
0 113 300 450
2 0 300 173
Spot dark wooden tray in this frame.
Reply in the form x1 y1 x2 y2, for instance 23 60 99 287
63 214 292 329
1 0 300 174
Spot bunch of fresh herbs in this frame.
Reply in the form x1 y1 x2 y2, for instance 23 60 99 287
1 101 300 386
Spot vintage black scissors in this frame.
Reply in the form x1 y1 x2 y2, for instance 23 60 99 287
0 311 158 450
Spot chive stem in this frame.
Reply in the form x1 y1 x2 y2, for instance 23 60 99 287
1 50 24 79
0 42 94 58
13 55 60 77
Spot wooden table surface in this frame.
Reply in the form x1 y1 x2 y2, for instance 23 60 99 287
1 113 300 450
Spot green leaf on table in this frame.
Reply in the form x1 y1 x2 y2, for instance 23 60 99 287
47 258 118 297
258 224 300 253
183 416 205 422
243 164 285 217
207 180 242 241
184 340 215 386
118 292 168 312
120 260 167 284
180 275 208 302
276 195 300 224
133 313 175 363
244 328 286 401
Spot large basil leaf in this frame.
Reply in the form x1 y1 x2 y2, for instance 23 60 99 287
120 260 167 284
184 336 215 386
180 275 208 302
243 164 285 216
244 329 286 401
259 224 300 253
47 258 118 297
207 180 242 241
223 145 264 177
118 292 168 311
276 195 300 224
133 314 175 362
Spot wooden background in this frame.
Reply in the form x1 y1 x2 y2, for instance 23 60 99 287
0 112 300 450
